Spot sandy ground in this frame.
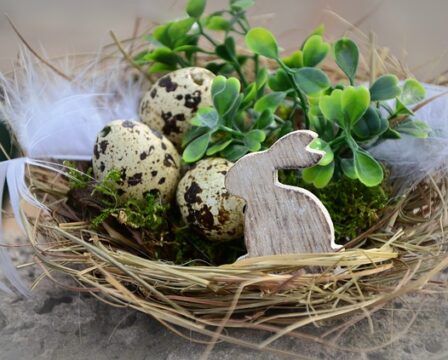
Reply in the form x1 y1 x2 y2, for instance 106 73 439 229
1 1 448 359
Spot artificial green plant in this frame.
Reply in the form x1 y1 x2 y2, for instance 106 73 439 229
137 0 430 189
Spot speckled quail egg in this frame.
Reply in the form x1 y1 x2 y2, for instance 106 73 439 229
92 120 180 202
139 67 215 148
176 158 245 241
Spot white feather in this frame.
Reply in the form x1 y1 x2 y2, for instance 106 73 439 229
0 48 145 295
370 83 448 184
0 47 144 159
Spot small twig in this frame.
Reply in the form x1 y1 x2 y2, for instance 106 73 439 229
109 30 151 81
5 14 72 81
368 32 377 85
129 17 142 56
412 90 448 113
0 140 11 160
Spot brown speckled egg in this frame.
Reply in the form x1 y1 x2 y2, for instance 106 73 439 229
92 120 180 202
176 158 245 241
139 67 215 148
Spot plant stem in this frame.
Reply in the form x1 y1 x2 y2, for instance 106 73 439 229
253 54 259 83
197 21 219 47
196 20 248 87
219 125 243 137
329 135 346 146
274 115 285 123
277 60 310 129
229 53 248 88
176 55 190 68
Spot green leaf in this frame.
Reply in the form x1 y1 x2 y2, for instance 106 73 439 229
395 119 430 138
282 50 303 68
370 75 401 101
354 150 383 187
205 15 231 31
186 0 206 18
148 62 177 74
254 92 286 113
334 38 359 84
310 24 325 37
244 130 266 151
256 68 268 89
394 98 414 116
174 45 203 53
152 18 196 49
303 35 330 67
167 18 196 46
206 62 234 76
231 0 255 11
341 86 370 127
255 110 274 129
302 162 335 188
381 128 401 139
319 89 343 126
294 67 330 95
133 50 151 65
308 138 333 166
245 27 279 59
211 76 241 116
152 24 171 47
340 158 357 180
182 126 208 147
182 132 211 163
268 69 291 91
309 115 333 141
211 75 226 98
206 139 233 155
400 79 426 105
144 47 178 66
241 83 257 107
190 107 219 128
221 144 250 161
247 129 266 142
215 45 233 61
352 107 388 139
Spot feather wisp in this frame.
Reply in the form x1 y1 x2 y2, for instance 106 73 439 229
0 48 145 295
0 47 144 159
371 83 448 185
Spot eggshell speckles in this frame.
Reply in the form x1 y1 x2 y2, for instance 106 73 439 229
92 120 180 202
176 158 245 241
139 67 215 148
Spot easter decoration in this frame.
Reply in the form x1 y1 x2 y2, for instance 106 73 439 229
1 0 448 355
226 130 340 257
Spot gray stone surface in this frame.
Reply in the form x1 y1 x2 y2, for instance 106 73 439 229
1 234 448 360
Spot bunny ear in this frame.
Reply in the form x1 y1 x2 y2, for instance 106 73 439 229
269 130 321 169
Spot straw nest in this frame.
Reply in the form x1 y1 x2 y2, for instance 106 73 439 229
23 145 448 354
12 28 448 354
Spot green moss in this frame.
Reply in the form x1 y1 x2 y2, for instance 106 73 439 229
279 170 389 243
90 169 169 232
63 160 93 190
171 225 245 265
66 166 243 265
65 164 388 264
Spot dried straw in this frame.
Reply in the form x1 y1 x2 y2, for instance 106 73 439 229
22 163 448 355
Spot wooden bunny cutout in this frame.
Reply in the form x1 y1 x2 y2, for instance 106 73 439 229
225 130 342 257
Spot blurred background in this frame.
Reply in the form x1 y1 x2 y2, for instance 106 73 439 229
0 0 447 81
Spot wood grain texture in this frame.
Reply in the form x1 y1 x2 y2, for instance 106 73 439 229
225 130 341 257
